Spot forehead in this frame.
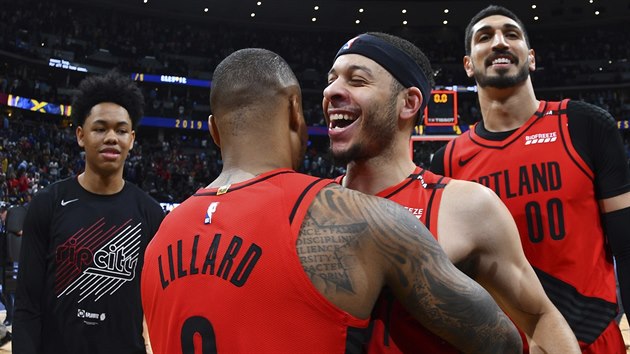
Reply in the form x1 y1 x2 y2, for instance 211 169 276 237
471 14 523 35
85 102 131 125
331 54 391 79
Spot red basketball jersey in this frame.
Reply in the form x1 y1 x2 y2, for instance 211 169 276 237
339 167 460 353
142 169 369 353
442 100 618 347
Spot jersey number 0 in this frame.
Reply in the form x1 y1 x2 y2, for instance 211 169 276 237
525 198 566 243
181 316 217 353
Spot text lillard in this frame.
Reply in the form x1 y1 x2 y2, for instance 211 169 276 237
156 234 262 289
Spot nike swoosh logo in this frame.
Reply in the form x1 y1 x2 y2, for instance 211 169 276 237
458 152 480 167
61 198 79 206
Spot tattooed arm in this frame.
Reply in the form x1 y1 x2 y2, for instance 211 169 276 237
298 184 522 354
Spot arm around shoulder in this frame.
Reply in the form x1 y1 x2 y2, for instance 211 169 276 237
360 191 523 353
440 180 580 353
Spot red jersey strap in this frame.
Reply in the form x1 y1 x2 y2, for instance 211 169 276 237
288 177 334 236
192 169 333 238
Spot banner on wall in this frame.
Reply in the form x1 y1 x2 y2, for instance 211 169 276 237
7 95 71 116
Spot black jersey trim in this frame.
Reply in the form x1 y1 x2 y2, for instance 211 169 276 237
446 139 457 177
345 325 371 354
381 170 427 199
470 101 549 149
533 267 617 344
383 288 394 347
193 170 296 196
423 176 446 231
557 103 595 182
288 178 327 225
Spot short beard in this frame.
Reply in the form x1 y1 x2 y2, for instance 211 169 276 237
330 92 399 167
475 62 530 89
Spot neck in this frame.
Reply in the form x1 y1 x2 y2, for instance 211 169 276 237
343 136 416 196
209 133 294 188
208 164 289 188
78 170 125 195
477 79 540 132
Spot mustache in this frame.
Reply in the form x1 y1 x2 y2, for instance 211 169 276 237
485 50 519 66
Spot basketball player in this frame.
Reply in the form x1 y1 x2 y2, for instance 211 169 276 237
141 48 522 354
323 32 579 353
13 71 165 353
431 5 630 353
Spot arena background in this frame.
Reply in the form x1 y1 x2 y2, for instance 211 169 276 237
0 0 629 352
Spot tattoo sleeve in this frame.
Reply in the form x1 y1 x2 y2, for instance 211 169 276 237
300 184 522 354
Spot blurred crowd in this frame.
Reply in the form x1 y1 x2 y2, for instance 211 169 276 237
0 0 629 206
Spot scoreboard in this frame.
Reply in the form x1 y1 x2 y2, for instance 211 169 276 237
423 90 458 126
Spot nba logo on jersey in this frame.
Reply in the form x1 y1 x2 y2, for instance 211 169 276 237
205 202 219 224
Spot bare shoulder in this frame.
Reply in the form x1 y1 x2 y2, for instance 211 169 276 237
443 179 503 217
439 180 521 264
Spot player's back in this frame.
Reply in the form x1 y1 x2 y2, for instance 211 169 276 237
141 168 369 353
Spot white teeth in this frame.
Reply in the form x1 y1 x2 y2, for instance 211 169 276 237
492 57 512 65
329 113 354 121
328 113 356 130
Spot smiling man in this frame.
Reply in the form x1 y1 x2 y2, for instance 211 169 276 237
431 5 630 353
324 31 578 353
13 71 164 354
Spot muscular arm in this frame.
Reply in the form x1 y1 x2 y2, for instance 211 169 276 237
439 180 579 353
568 100 630 319
300 184 522 354
13 192 53 353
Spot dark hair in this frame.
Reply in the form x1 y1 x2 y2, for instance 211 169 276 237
464 5 530 55
210 48 298 113
71 70 144 128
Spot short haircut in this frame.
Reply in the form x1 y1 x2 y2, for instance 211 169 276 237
71 70 144 128
465 5 530 55
210 48 298 114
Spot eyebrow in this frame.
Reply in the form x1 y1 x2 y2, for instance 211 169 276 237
475 23 522 35
328 64 374 77
92 119 131 126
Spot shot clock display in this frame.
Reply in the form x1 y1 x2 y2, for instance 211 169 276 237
423 90 458 126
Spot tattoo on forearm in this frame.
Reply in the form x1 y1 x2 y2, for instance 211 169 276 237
368 202 520 352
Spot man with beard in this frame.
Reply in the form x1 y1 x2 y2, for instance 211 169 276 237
431 5 630 353
141 48 522 354
324 31 578 353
